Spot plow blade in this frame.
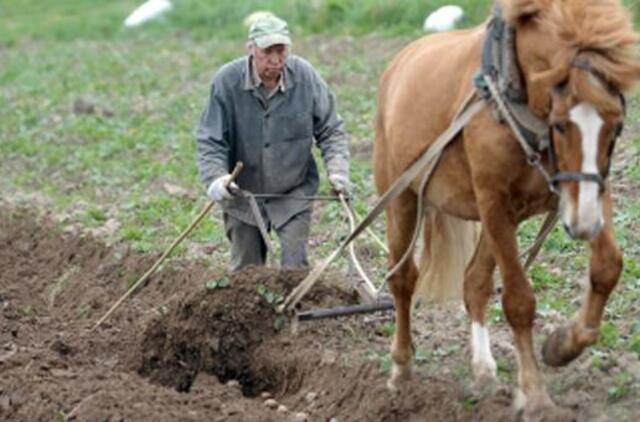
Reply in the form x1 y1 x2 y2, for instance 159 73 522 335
296 301 394 321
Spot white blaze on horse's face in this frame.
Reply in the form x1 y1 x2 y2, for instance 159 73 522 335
559 102 605 240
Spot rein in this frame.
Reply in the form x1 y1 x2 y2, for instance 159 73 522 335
279 94 487 313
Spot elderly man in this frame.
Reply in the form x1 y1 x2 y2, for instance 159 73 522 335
196 14 350 272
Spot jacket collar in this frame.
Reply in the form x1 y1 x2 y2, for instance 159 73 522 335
242 55 295 91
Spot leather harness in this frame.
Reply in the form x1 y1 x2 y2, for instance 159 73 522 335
281 9 627 312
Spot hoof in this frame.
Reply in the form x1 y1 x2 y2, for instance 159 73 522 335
472 357 497 381
471 360 498 395
386 363 412 392
520 402 575 422
542 326 583 367
472 372 498 397
515 392 575 422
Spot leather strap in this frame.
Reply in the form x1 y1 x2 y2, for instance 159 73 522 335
279 93 486 312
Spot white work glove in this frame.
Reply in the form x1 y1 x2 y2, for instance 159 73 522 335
329 173 351 196
207 174 238 202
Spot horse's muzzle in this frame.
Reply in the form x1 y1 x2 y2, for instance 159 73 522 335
563 218 603 241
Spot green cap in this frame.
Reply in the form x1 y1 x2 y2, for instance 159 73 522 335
248 15 291 49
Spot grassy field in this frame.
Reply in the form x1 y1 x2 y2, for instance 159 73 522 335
2 0 639 46
1 0 496 255
1 0 639 403
0 0 492 45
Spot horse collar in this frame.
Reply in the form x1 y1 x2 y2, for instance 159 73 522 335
476 5 550 154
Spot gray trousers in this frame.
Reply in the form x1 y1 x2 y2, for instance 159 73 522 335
223 210 311 273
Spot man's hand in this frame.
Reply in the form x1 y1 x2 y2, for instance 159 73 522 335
207 174 239 201
329 173 350 196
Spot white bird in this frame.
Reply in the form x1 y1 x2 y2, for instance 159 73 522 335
124 0 173 28
423 5 464 32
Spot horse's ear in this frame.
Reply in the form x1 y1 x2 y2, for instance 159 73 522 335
502 0 549 25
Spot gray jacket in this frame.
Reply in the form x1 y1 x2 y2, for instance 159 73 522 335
196 55 349 228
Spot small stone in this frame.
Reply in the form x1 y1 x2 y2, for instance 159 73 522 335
223 406 240 416
294 412 309 421
321 349 337 364
260 391 273 400
63 224 81 236
163 183 190 198
0 395 10 412
304 391 318 404
329 418 339 422
264 398 279 409
226 380 240 389
277 404 288 413
305 391 318 403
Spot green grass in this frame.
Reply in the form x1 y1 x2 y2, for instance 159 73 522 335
599 322 621 349
607 372 636 403
4 1 640 48
628 331 640 356
0 0 493 46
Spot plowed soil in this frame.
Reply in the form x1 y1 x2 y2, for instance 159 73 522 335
0 207 637 421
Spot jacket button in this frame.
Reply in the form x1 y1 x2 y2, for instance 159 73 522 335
264 143 270 148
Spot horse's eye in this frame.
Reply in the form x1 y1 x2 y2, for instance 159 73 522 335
553 122 566 134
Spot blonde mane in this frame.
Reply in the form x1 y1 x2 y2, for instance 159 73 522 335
503 0 640 92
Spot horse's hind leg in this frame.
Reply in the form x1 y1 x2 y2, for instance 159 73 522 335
385 190 419 391
543 196 622 367
463 230 498 385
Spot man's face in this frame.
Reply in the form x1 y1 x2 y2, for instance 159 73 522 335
252 44 289 81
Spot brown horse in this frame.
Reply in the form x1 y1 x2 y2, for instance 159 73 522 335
374 0 640 419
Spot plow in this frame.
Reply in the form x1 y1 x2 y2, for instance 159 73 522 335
92 160 396 331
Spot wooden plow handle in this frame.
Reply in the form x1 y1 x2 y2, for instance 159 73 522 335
90 162 244 332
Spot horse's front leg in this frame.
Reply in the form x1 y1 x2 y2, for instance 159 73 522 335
477 195 567 420
543 195 623 367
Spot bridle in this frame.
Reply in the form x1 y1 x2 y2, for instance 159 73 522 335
546 58 626 194
478 7 627 196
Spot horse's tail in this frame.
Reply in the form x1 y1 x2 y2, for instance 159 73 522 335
414 209 480 304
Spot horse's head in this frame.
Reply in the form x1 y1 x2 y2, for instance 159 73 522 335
504 0 640 240
545 62 625 239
